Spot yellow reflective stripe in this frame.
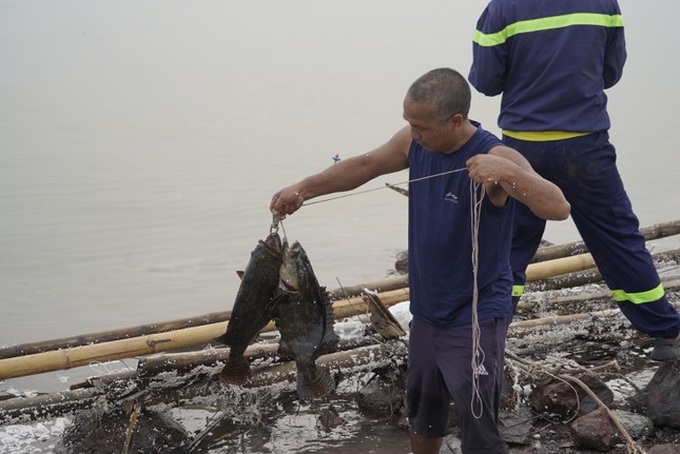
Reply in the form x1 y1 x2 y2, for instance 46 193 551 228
611 284 665 304
502 130 592 141
512 285 524 297
473 13 624 47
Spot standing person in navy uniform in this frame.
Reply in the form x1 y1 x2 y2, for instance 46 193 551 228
469 0 680 360
271 68 570 454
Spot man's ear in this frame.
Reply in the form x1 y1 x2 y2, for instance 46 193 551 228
449 113 464 127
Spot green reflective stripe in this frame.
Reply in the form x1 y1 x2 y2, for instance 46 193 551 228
473 13 624 47
611 284 665 304
512 285 525 297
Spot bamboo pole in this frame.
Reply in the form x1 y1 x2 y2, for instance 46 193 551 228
519 279 680 311
0 277 408 361
532 218 680 263
245 340 408 388
4 219 676 361
509 308 623 330
4 290 679 423
0 253 641 380
328 275 408 299
0 226 676 378
0 341 408 424
0 289 410 381
0 323 226 380
528 248 680 292
136 337 380 379
0 387 101 424
525 252 597 280
0 312 231 361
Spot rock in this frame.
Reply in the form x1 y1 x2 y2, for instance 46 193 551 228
499 407 533 445
610 409 654 439
648 444 680 454
569 408 652 452
530 378 579 421
570 407 622 452
355 365 406 419
318 404 346 432
645 360 680 428
529 374 613 422
577 374 614 414
54 407 190 454
394 250 408 274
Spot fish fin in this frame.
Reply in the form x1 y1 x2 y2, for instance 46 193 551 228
236 270 244 280
266 291 288 319
296 364 335 401
219 357 251 385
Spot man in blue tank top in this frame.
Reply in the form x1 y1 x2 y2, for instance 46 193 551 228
271 68 570 454
469 0 680 361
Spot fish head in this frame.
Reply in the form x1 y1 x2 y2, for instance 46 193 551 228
261 232 284 258
279 241 312 294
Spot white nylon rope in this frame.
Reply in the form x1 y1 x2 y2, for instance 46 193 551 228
301 168 468 206
469 179 486 419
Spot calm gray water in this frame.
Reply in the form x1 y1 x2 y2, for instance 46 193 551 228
1 0 678 396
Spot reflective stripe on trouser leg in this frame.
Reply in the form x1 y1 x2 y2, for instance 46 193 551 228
504 132 680 338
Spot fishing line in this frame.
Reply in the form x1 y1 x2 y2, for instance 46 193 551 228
301 167 468 206
469 179 486 420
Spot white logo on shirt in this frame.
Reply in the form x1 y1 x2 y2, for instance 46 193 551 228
445 192 459 204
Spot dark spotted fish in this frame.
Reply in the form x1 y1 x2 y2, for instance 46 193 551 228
216 232 286 385
272 240 339 401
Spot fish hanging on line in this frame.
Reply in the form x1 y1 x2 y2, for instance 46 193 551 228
216 232 286 385
271 240 339 401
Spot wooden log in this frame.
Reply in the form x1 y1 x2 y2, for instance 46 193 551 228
509 308 623 330
4 219 675 362
0 387 101 424
0 224 675 377
328 275 408 300
70 335 383 392
0 311 231 361
518 278 680 312
0 249 659 380
528 248 680 292
0 323 226 380
532 218 680 263
330 288 409 320
245 341 408 388
525 252 597 281
136 337 381 380
0 289 410 381
0 276 408 361
0 341 407 424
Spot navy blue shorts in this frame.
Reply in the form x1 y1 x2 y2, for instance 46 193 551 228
406 314 509 454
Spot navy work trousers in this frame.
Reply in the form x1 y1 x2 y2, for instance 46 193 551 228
504 131 680 338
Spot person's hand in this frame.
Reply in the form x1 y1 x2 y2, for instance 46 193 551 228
465 154 509 185
270 185 305 218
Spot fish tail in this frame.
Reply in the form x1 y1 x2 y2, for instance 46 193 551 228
219 357 251 385
296 365 335 401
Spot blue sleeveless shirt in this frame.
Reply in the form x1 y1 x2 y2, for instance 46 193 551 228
407 122 514 327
